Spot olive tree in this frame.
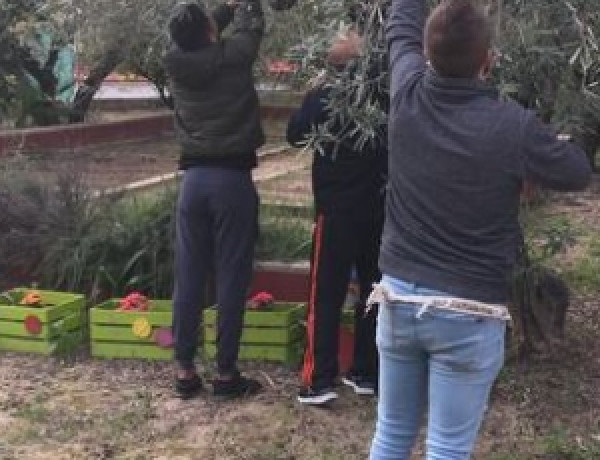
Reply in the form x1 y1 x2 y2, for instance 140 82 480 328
290 0 599 167
69 0 313 120
493 0 600 168
6 0 600 167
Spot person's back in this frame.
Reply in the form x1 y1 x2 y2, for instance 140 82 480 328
164 0 265 169
369 1 591 459
381 0 591 304
287 84 387 213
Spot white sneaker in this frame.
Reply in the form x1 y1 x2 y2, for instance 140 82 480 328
297 387 338 405
341 376 376 396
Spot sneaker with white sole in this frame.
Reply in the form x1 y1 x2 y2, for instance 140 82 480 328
297 386 338 405
341 375 376 396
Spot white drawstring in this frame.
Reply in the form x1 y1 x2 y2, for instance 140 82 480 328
367 283 511 322
416 302 430 319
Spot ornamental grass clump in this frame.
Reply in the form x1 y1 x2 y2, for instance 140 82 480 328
0 159 313 301
0 159 176 300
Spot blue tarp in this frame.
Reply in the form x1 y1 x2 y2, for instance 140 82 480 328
25 29 75 103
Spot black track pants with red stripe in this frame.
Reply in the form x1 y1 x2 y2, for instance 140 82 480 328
302 208 383 390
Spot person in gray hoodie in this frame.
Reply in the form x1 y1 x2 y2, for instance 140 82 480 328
369 0 591 458
164 0 264 400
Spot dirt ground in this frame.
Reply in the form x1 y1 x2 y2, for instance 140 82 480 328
23 138 180 190
1 180 599 460
15 118 310 200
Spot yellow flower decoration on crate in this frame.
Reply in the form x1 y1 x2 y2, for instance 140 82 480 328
132 317 152 339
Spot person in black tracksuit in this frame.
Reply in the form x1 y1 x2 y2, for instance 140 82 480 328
287 54 388 404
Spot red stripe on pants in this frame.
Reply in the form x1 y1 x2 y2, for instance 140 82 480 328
301 214 325 387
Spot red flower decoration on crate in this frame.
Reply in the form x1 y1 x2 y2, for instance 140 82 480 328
118 292 149 312
24 315 42 335
247 292 275 309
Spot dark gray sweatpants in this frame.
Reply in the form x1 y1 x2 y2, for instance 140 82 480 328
173 166 258 374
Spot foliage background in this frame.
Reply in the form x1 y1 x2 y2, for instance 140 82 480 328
1 0 598 300
2 0 597 165
0 160 312 300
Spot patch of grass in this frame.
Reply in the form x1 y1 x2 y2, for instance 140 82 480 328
486 454 524 460
2 420 39 446
541 428 600 460
1 163 312 299
563 237 600 293
520 206 600 294
6 393 53 444
257 205 312 262
14 394 50 423
523 213 578 262
261 201 313 219
97 390 154 440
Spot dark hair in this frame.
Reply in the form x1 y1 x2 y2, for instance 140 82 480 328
424 0 491 78
168 3 212 52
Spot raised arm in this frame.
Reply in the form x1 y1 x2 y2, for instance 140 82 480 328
522 115 592 191
287 88 328 147
224 0 265 64
386 0 427 97
212 2 236 34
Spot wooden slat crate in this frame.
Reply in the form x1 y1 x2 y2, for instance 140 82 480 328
90 299 199 360
0 289 85 355
203 302 306 365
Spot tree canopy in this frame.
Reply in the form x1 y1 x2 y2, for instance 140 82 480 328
2 0 599 166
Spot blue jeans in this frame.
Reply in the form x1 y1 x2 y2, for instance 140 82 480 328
369 275 506 460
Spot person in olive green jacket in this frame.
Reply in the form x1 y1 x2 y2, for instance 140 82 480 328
164 0 265 400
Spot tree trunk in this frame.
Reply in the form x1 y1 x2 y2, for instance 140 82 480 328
69 48 122 123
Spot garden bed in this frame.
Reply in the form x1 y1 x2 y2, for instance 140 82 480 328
0 105 295 154
0 120 310 195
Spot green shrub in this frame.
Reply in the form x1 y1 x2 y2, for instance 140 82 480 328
256 211 312 262
563 237 600 294
541 428 600 460
0 164 312 300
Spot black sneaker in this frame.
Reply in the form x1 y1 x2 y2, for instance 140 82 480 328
175 374 203 400
341 375 376 396
212 372 262 399
297 386 338 405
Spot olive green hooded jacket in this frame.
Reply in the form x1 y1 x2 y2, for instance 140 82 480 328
164 1 265 169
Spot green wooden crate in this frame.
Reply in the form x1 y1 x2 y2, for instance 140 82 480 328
204 341 304 365
203 323 304 344
90 299 200 361
204 302 306 328
203 302 306 365
0 289 85 355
